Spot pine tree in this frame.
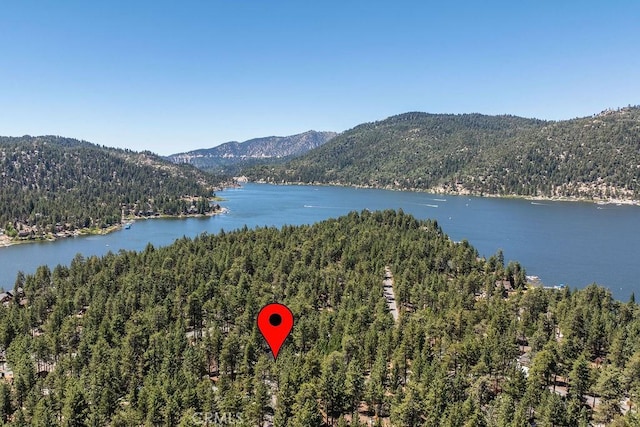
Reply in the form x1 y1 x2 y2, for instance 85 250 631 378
290 383 323 427
62 383 89 427
320 351 347 424
0 382 12 423
594 365 623 424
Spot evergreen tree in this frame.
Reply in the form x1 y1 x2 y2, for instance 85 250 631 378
290 384 323 427
62 384 88 427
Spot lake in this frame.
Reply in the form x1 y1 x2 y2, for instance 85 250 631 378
1 183 638 301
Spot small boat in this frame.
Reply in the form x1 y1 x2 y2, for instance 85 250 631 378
124 223 131 230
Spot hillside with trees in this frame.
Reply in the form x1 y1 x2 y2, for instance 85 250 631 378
0 210 638 425
246 107 640 201
0 136 224 242
167 131 337 175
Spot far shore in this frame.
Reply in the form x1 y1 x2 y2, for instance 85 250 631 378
0 207 229 249
251 179 640 206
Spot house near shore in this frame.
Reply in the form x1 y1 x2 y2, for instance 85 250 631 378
0 355 13 383
495 279 513 291
495 279 516 297
0 291 13 305
0 288 26 307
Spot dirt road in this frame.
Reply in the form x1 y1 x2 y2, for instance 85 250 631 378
383 266 398 322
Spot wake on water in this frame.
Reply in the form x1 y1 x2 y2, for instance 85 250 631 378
303 205 341 209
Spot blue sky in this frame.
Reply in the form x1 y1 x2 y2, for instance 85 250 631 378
1 1 639 155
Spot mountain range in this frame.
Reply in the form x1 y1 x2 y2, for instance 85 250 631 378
166 130 337 175
245 107 640 201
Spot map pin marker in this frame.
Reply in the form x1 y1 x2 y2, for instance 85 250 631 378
257 303 294 360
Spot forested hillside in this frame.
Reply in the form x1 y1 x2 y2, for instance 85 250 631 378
167 131 337 175
0 136 223 241
0 211 638 426
247 107 640 200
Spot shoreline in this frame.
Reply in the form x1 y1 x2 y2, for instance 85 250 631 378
251 179 640 206
0 207 229 249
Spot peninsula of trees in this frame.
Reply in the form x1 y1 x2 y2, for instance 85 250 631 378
246 106 640 202
0 211 638 425
0 136 224 243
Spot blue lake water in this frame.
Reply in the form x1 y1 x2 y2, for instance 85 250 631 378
1 183 638 300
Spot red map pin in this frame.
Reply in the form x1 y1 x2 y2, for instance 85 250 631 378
257 303 294 360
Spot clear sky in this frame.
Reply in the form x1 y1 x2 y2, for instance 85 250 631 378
1 1 639 155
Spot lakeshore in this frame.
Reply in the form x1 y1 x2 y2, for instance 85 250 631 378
0 206 228 249
251 179 640 206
